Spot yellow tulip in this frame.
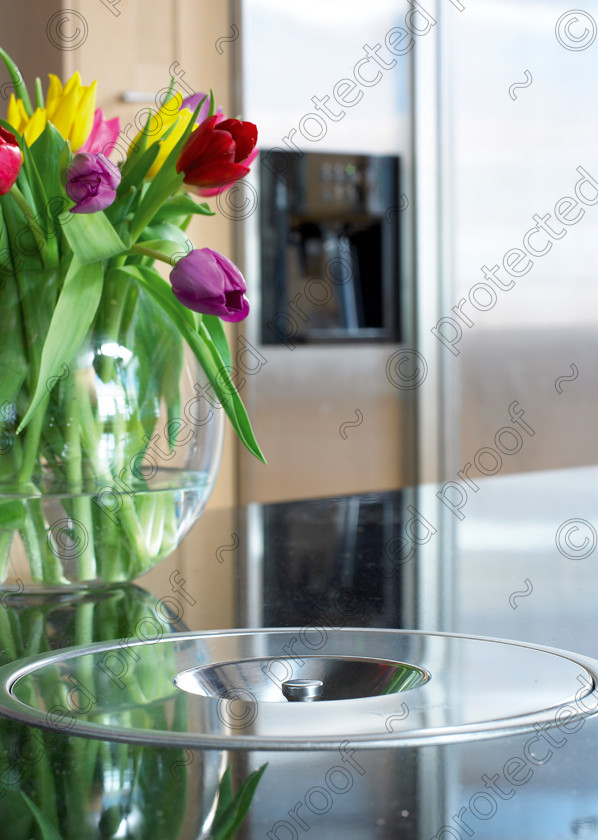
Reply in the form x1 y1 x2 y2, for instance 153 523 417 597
128 92 196 178
23 108 48 146
45 74 63 120
7 94 28 134
5 71 97 150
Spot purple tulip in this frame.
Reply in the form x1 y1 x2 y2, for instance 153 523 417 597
170 248 250 322
181 92 224 127
65 152 121 214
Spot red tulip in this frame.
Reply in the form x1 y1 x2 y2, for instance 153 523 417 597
176 115 257 192
0 125 22 195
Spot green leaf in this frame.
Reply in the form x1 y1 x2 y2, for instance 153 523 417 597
28 122 73 252
0 47 33 116
0 499 26 530
0 185 44 270
203 315 231 368
142 221 195 250
119 108 153 177
119 107 181 184
21 142 48 233
111 145 160 212
58 139 72 180
34 77 44 109
133 286 184 445
62 210 127 265
134 222 193 265
20 792 65 840
129 99 205 241
210 764 268 840
129 170 185 243
138 220 194 257
105 184 139 228
133 238 190 264
17 259 104 433
213 767 234 821
197 318 265 461
114 265 265 462
28 122 70 205
0 208 28 406
0 117 21 137
152 193 215 223
7 181 55 266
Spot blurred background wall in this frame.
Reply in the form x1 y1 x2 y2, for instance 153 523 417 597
445 0 598 483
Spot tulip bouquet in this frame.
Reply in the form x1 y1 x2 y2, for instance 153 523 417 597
0 48 263 587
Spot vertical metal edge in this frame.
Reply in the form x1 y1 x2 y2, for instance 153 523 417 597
397 38 418 491
412 0 457 487
229 0 244 509
228 7 259 824
229 0 263 507
411 3 459 836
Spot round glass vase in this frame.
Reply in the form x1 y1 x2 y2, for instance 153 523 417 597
0 267 224 592
0 585 226 839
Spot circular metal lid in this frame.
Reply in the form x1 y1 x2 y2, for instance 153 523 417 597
0 628 597 751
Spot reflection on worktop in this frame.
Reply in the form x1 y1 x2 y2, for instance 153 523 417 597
2 467 598 838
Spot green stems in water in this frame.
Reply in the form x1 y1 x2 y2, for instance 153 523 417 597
0 264 201 588
63 372 97 581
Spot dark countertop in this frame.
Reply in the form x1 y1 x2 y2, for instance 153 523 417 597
2 465 598 839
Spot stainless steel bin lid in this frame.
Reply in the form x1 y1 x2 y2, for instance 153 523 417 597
0 628 597 751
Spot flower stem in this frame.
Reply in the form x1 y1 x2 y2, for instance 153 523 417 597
9 185 50 266
64 373 97 581
131 244 173 265
20 508 44 581
0 530 13 581
16 405 45 485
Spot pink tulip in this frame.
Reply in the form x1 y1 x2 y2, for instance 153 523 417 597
78 108 121 155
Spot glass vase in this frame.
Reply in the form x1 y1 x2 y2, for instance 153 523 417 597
0 267 224 591
0 586 225 839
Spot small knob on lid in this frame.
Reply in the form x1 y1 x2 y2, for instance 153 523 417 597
282 679 324 702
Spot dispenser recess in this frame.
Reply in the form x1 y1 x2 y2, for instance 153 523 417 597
260 151 401 345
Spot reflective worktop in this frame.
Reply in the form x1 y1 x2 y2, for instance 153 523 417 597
2 465 598 839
